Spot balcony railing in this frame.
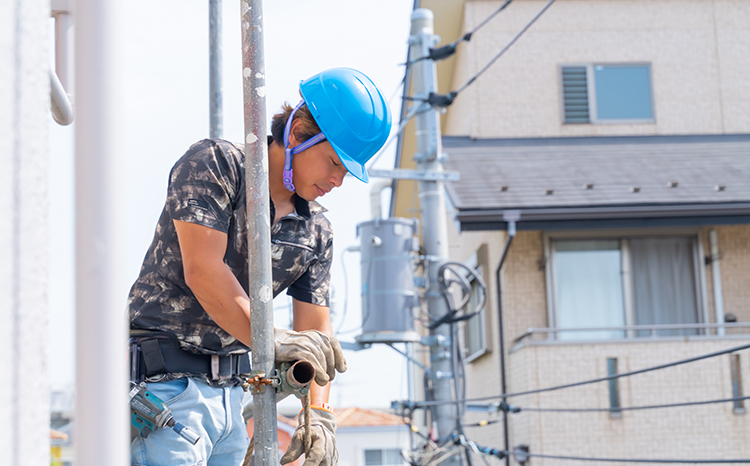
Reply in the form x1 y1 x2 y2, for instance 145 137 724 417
513 322 750 348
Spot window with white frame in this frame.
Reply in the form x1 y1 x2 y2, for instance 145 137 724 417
364 449 404 466
561 64 654 124
549 236 702 340
461 246 490 362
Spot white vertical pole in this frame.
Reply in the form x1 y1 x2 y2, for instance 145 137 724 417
74 0 129 464
2 0 51 464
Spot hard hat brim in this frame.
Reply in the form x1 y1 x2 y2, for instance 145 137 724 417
330 140 369 183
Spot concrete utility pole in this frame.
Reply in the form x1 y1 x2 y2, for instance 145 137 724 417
240 1 278 464
209 0 223 139
409 9 460 465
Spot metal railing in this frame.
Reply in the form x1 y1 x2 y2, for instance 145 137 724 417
514 322 750 345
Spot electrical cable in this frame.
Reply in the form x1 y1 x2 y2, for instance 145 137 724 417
430 262 487 329
366 102 428 168
335 243 376 335
517 395 750 413
455 0 556 95
334 247 352 335
406 0 515 65
461 396 750 427
416 0 558 109
398 342 750 408
515 452 750 464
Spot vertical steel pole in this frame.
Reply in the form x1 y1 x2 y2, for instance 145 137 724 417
241 1 278 464
410 9 461 466
74 0 129 465
209 0 223 139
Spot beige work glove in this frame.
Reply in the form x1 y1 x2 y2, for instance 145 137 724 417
280 407 338 466
274 328 347 387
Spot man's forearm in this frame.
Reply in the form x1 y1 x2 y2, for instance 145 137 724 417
309 379 331 405
186 260 254 348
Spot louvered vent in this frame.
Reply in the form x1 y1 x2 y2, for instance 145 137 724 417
562 66 590 123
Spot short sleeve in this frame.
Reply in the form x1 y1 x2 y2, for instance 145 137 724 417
287 234 333 307
166 139 242 233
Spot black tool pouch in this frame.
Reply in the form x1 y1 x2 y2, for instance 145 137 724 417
129 331 252 384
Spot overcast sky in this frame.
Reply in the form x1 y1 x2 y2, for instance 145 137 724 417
48 0 416 410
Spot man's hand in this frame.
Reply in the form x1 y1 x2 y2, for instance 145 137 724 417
280 407 338 466
274 328 347 386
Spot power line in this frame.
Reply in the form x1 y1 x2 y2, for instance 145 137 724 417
366 102 428 168
396 342 750 408
455 0 557 95
407 437 750 465
517 452 750 464
413 0 515 64
461 396 750 424
518 395 750 413
416 0 558 109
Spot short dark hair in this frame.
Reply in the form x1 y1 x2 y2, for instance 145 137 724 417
270 102 322 146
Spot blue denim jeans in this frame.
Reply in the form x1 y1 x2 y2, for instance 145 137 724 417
131 377 249 466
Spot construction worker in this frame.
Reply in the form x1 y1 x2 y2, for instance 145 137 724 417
127 67 392 466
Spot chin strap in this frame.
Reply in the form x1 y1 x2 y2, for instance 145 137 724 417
282 100 327 192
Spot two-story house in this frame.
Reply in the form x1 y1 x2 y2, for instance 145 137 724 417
392 0 750 463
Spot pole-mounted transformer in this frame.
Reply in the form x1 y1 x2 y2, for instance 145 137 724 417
356 218 421 345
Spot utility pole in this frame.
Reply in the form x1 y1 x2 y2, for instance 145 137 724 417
409 9 461 465
240 1 278 465
209 0 223 139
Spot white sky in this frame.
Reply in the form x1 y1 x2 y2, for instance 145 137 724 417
48 0 416 410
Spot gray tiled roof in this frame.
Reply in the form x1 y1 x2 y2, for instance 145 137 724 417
443 134 750 211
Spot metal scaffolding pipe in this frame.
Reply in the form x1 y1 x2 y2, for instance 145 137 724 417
50 67 74 125
209 0 223 138
74 0 129 464
240 1 278 464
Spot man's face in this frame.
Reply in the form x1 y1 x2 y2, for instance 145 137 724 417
291 140 348 202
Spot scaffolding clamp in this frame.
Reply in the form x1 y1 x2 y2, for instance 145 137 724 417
243 370 280 394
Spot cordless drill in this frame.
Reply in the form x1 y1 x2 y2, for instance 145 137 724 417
129 382 201 445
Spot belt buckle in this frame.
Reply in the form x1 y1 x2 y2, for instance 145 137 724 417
211 355 220 380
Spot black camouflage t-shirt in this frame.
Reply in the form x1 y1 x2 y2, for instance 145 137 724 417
127 139 333 356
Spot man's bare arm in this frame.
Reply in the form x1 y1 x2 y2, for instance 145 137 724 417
293 299 334 402
174 219 253 347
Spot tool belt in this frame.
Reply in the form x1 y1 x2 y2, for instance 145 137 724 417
129 331 252 384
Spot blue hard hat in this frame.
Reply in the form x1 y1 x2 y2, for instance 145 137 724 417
299 68 392 183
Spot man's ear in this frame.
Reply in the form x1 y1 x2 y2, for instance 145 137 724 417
287 118 302 147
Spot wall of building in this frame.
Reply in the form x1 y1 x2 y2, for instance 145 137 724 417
336 426 411 466
448 223 750 454
508 338 750 464
444 0 750 138
710 225 750 327
0 0 51 465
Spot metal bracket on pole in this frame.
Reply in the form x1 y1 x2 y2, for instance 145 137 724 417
368 168 460 182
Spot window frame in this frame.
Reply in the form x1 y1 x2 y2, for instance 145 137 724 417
559 62 656 125
363 448 405 466
461 245 492 363
544 228 707 341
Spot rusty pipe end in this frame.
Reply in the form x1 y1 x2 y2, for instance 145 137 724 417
286 360 315 389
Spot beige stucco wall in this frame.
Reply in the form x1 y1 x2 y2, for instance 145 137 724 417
444 0 750 138
711 225 750 325
509 338 750 464
448 224 750 456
